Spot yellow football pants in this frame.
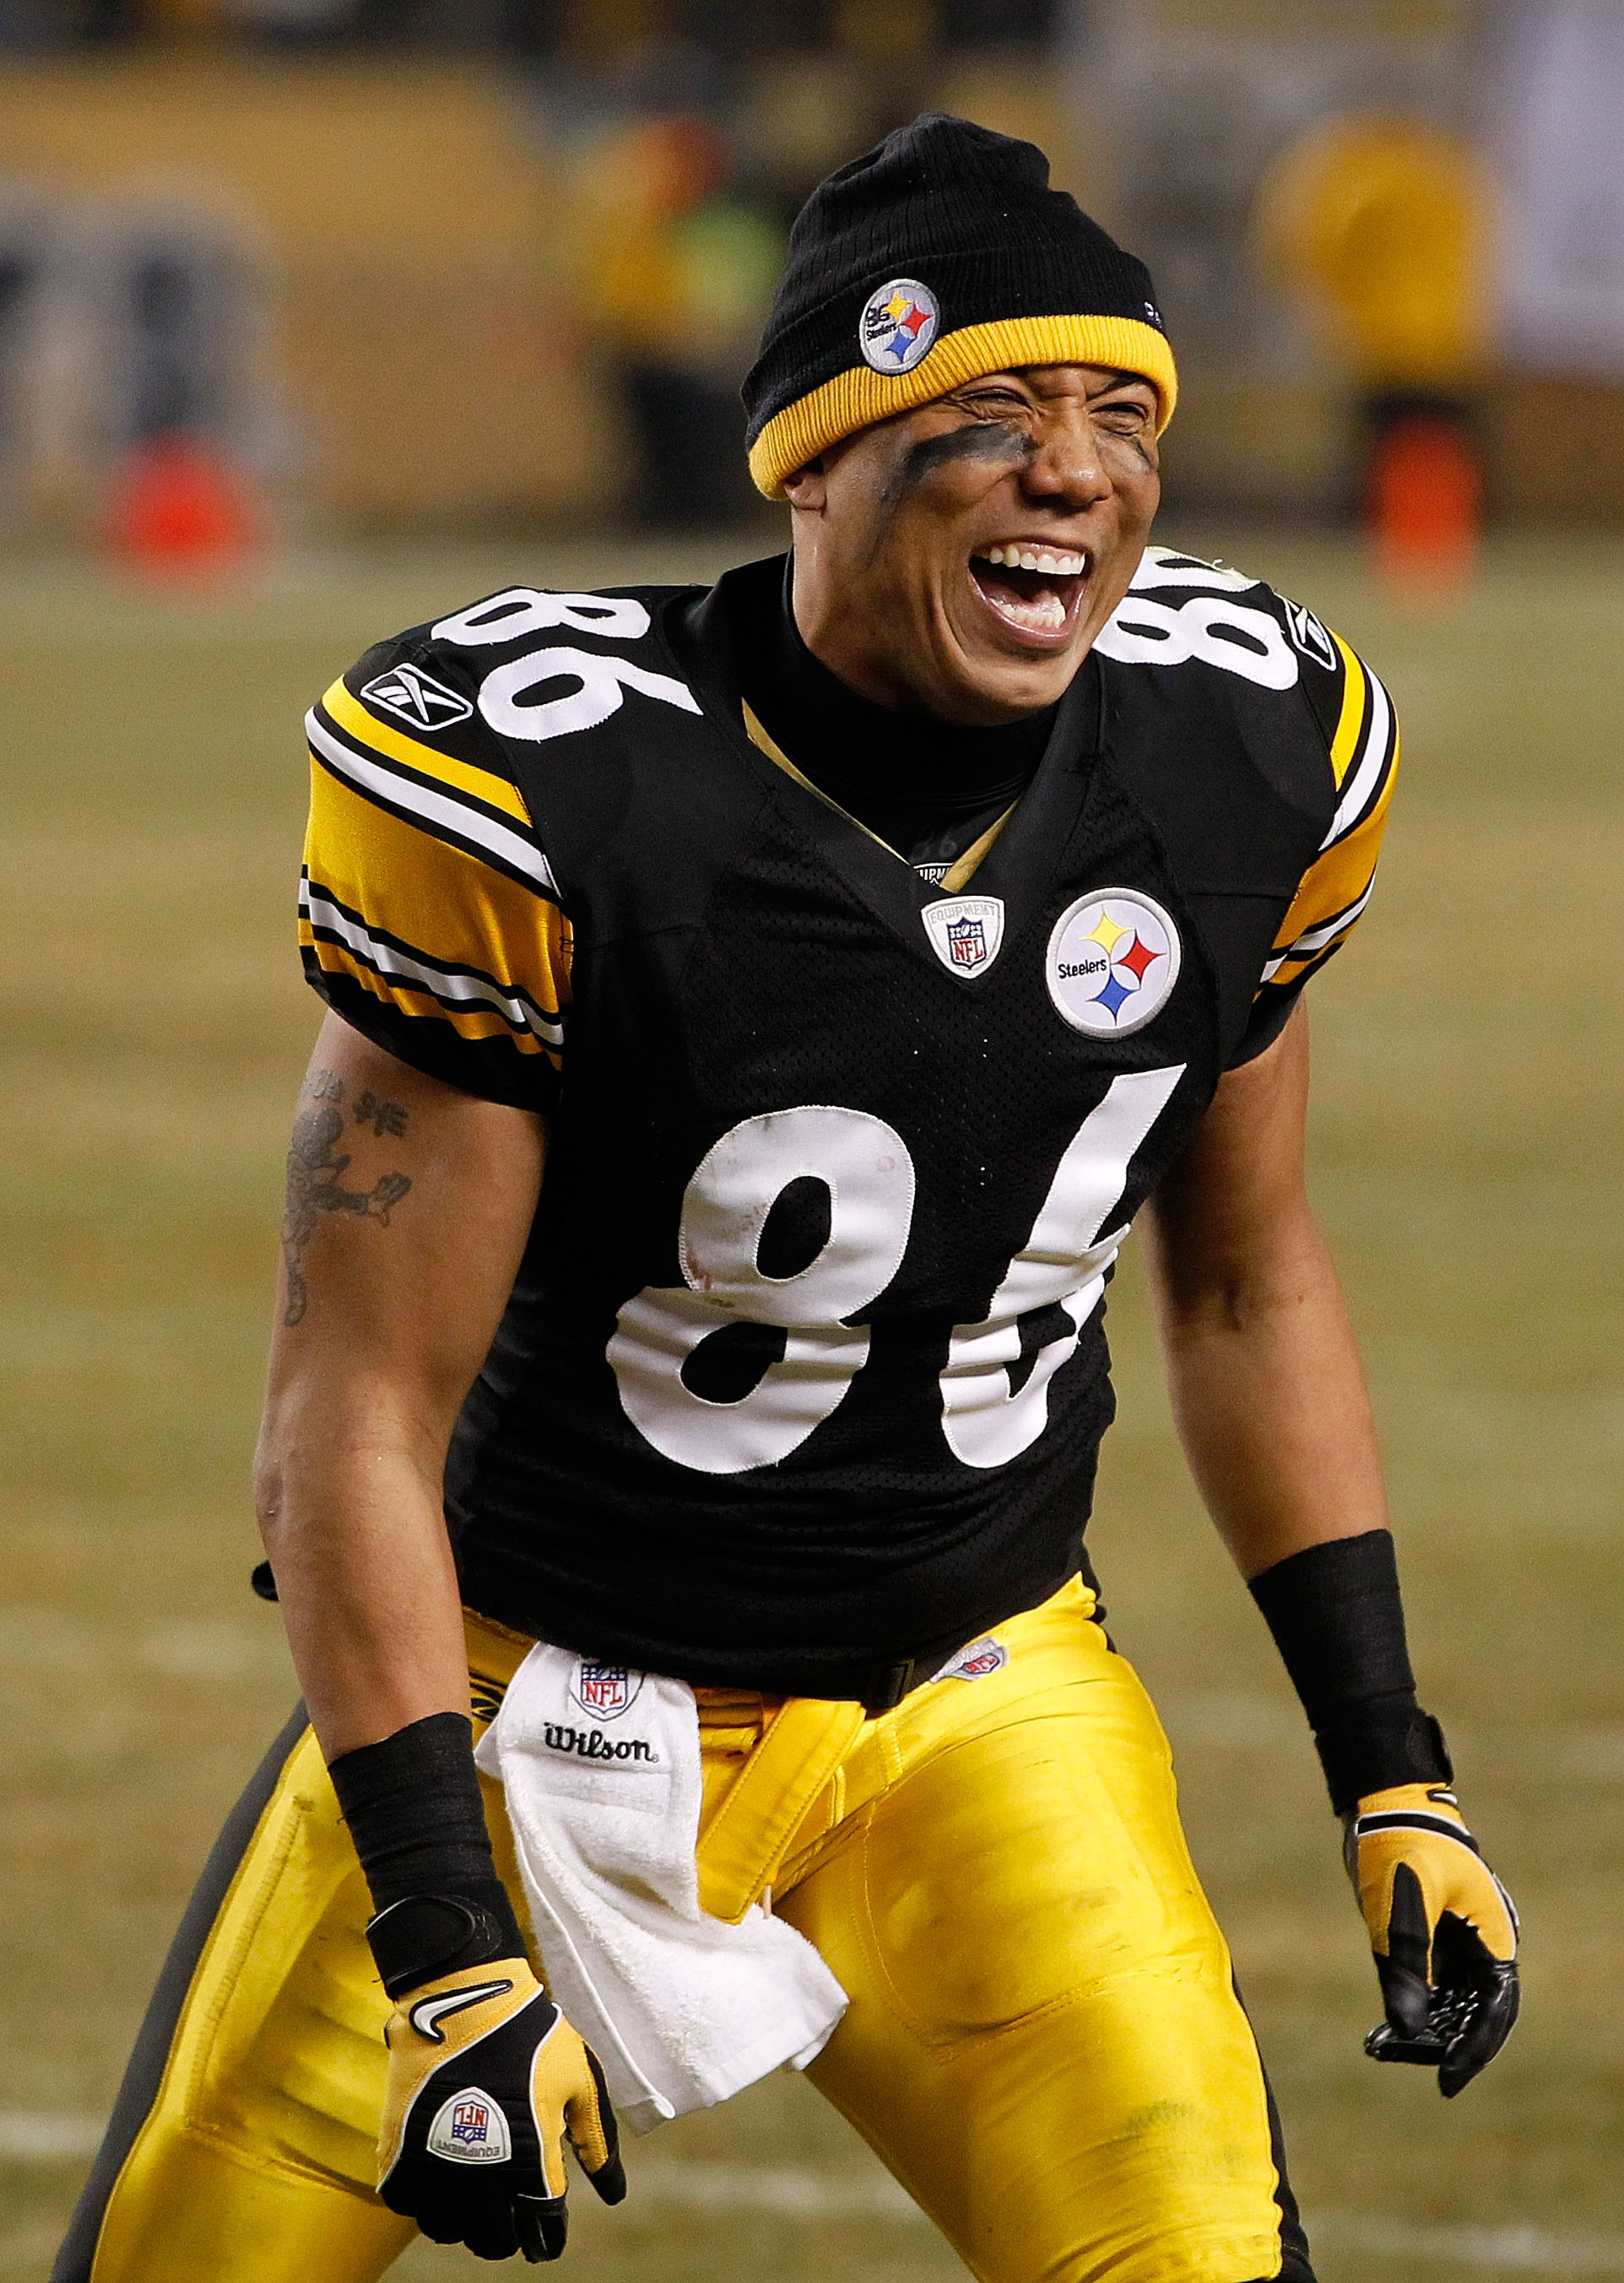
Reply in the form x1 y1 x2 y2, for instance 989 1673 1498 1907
54 1579 1311 2283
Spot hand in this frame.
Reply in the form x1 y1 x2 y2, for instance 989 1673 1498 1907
377 1956 625 2260
1346 1781 1519 2098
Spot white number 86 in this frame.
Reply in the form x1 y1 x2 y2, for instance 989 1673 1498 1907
607 1071 1183 1477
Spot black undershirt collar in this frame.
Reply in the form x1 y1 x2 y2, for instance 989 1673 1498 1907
734 561 1057 881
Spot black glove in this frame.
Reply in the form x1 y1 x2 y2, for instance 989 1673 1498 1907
371 1895 625 2261
1346 1782 1519 2098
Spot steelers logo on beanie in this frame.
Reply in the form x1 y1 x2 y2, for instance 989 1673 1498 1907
742 114 1177 499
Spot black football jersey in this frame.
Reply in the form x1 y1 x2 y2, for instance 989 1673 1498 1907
299 549 1397 1695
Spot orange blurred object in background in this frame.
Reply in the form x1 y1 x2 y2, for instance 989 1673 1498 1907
103 436 261 578
1367 413 1481 596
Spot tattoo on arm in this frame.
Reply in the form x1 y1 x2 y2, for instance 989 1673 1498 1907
280 1076 413 1326
354 1089 409 1139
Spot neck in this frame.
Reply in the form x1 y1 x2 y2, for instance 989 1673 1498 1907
729 558 1058 874
756 560 1054 809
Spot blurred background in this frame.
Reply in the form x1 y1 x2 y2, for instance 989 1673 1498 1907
0 0 1620 553
3 3 1623 2282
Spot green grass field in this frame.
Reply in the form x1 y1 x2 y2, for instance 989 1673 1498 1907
2 530 1621 2282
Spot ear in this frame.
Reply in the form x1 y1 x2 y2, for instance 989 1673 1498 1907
782 458 827 511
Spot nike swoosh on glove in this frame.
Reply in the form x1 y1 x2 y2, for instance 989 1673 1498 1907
378 1959 625 2261
1346 1781 1519 2097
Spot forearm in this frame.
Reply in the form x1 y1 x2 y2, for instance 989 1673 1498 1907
1150 1196 1389 1579
1143 1010 1447 1807
255 1397 469 1760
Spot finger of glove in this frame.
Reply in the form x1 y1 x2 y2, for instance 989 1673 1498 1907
463 2212 522 2263
528 2021 586 2199
567 2044 626 2204
414 2193 504 2251
515 2192 570 2263
1440 1962 1520 2099
1451 1859 1518 1963
1376 1862 1433 2032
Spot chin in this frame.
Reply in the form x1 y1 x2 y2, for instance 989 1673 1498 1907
939 632 1092 724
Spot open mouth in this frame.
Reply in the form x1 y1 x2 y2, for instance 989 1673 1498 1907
968 543 1091 640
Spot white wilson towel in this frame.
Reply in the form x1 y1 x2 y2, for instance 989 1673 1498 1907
474 1644 849 2135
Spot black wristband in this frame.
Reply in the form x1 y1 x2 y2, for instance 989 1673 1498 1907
366 1890 525 2000
328 1711 526 1987
1248 1531 1452 1814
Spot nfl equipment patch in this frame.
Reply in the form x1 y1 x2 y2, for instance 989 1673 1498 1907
922 895 1004 977
427 2087 511 2166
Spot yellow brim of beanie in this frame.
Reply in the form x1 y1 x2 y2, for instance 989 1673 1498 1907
747 313 1177 498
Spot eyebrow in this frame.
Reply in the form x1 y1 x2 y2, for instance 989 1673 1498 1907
999 366 1156 399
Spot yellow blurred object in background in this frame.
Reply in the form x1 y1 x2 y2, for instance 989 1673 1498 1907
1252 115 1490 392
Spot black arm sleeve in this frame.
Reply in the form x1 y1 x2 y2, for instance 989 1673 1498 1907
1248 1529 1452 1814
328 1712 528 1994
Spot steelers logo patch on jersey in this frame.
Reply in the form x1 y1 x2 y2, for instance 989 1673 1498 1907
1046 891 1181 1038
859 278 940 372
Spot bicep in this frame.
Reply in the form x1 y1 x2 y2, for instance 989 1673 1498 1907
270 1011 545 1451
1144 1001 1313 1320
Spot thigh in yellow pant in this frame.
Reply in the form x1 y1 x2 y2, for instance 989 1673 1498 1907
775 1584 1310 2283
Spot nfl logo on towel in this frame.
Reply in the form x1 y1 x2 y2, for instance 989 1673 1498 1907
452 2101 490 2145
570 1659 643 1720
922 894 1004 978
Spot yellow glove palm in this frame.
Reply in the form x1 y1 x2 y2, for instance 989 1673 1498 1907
1346 1781 1518 2097
378 1958 625 2261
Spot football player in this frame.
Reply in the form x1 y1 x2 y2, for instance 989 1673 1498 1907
55 116 1518 2283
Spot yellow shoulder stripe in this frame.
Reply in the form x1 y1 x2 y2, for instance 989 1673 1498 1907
323 678 532 828
300 933 553 1060
305 762 572 1010
1267 723 1399 979
1329 634 1367 789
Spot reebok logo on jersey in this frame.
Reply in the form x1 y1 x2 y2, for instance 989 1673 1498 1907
1283 598 1336 671
408 1978 516 2044
361 662 474 731
427 2085 512 2165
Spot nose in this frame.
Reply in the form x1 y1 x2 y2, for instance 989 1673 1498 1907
1020 402 1112 513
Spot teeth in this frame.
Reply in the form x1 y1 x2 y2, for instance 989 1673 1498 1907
977 545 1088 575
987 589 1068 632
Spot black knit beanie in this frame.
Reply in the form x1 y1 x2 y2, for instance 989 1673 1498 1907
743 113 1177 497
